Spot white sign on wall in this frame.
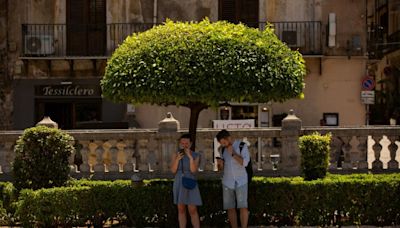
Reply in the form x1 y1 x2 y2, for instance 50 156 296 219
361 91 375 104
212 119 255 129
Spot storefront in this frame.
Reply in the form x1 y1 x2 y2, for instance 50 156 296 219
217 102 272 127
13 79 127 130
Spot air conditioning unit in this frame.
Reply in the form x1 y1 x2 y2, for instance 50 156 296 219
24 35 54 55
281 30 304 48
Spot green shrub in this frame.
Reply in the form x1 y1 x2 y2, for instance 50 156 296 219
299 132 331 180
14 174 400 227
12 126 74 190
0 182 18 225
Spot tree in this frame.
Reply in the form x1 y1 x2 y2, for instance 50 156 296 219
101 19 306 149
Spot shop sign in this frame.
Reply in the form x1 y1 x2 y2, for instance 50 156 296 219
35 85 101 97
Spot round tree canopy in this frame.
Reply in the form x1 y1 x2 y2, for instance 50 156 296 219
101 19 306 107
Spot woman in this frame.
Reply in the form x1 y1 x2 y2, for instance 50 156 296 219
170 133 202 228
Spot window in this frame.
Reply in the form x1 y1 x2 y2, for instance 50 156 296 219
67 0 106 56
323 113 339 126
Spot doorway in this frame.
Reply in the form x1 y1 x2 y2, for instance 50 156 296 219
35 99 102 129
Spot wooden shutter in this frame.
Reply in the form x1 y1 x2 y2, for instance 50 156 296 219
219 0 238 23
238 0 259 28
67 0 106 56
87 0 106 55
219 0 259 27
67 0 88 55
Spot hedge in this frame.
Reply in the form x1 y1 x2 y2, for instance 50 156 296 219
12 174 400 227
0 182 17 225
13 126 74 190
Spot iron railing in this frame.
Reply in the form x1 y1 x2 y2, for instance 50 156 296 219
21 21 322 57
259 21 322 55
368 23 400 59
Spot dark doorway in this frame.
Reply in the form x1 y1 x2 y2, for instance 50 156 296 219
218 0 259 28
67 0 106 56
39 102 73 129
35 99 102 129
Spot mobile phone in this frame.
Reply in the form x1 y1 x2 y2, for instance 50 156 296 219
215 157 223 160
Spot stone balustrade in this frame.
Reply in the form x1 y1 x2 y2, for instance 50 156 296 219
0 112 399 181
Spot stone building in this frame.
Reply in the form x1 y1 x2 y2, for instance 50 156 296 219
366 0 400 125
0 0 370 130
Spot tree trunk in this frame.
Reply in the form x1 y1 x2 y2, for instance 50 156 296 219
187 102 208 151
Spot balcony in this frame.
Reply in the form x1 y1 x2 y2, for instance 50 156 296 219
259 21 322 55
21 21 322 58
21 23 155 59
368 24 400 59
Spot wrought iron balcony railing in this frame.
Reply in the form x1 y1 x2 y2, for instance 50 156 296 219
21 21 322 58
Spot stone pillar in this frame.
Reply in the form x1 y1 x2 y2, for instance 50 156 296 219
157 112 180 173
281 109 302 175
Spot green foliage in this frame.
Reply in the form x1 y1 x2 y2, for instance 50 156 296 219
299 132 331 180
101 19 306 107
14 174 400 227
0 182 18 225
12 126 74 190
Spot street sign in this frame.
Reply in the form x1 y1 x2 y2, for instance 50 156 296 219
361 91 375 104
361 76 375 91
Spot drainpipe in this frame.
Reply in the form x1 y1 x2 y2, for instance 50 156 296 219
153 0 158 25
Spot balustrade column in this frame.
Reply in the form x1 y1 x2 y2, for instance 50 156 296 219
281 110 301 175
387 136 399 170
78 141 91 173
371 136 383 170
157 112 180 173
0 142 14 174
107 140 119 172
330 136 343 169
340 136 353 169
356 136 369 170
88 141 102 172
69 140 77 173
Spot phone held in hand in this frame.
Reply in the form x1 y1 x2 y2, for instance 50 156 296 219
215 157 223 161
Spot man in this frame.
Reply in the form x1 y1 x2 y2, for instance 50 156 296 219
216 129 250 228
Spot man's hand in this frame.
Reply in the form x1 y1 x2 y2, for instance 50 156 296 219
225 144 234 156
216 158 224 171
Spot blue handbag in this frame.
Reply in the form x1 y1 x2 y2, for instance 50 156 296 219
182 176 197 189
180 160 197 190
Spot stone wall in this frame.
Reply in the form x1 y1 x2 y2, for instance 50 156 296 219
1 112 399 181
0 0 12 130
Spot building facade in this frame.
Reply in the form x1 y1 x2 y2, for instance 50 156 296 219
0 0 369 130
367 0 400 125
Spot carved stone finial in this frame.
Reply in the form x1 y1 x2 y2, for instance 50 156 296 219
158 112 180 132
36 116 58 129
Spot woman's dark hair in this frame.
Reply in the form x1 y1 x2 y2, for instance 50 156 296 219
216 129 230 141
180 133 191 141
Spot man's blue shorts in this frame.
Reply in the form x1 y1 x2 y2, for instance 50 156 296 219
222 183 248 209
